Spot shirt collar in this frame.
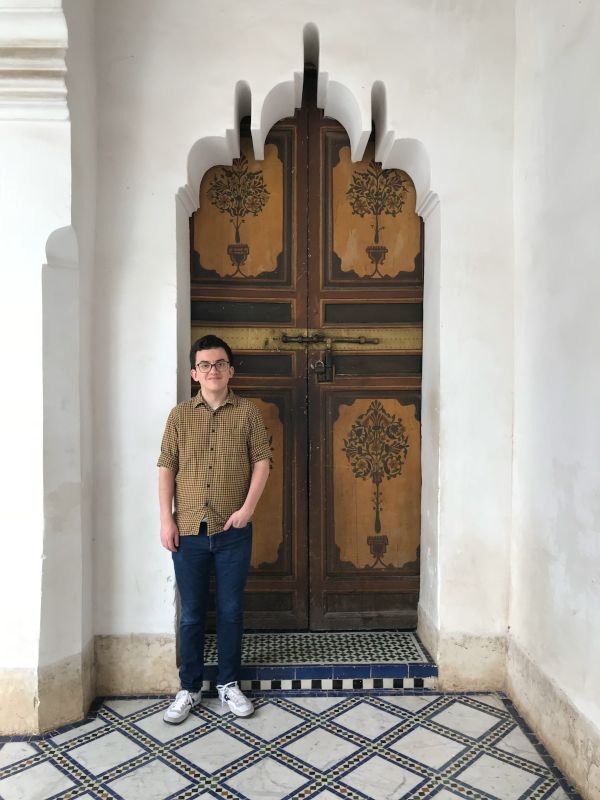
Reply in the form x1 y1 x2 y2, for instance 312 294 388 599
193 389 237 409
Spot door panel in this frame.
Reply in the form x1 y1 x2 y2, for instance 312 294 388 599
191 124 298 289
319 128 423 287
190 109 310 629
308 379 421 629
190 72 423 630
306 102 424 629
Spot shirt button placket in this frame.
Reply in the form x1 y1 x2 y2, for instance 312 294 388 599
209 416 215 503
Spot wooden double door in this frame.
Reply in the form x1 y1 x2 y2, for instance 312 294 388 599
190 75 424 630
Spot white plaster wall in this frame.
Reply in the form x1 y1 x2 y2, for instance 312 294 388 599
63 0 96 660
0 123 49 668
0 0 72 674
93 0 514 668
512 0 600 728
40 224 82 666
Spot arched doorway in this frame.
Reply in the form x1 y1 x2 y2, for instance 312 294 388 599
189 69 424 631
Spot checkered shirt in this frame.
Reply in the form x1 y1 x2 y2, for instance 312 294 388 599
157 390 272 535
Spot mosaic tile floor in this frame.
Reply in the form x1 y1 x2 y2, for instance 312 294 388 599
202 632 438 689
0 692 580 800
207 632 433 665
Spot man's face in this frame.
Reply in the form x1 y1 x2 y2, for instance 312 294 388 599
191 347 234 394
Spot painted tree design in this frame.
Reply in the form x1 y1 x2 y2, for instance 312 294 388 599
208 154 270 244
346 161 407 244
343 400 409 565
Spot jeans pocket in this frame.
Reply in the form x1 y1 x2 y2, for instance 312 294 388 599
228 521 252 535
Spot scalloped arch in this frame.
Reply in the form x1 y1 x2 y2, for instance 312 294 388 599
180 22 436 218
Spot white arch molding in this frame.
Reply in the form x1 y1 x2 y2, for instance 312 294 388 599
175 26 442 648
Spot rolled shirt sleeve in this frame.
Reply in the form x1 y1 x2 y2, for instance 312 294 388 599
157 407 179 472
247 403 273 464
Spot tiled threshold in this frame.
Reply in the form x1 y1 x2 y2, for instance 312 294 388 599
202 631 438 691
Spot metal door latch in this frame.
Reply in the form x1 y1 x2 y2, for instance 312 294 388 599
281 332 325 344
329 335 379 345
310 347 335 383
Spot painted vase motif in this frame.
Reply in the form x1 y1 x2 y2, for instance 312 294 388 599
343 400 409 567
346 161 407 277
208 154 270 277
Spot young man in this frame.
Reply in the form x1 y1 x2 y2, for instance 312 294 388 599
158 335 271 723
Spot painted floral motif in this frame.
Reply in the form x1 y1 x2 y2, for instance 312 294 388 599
208 154 270 276
346 161 407 277
343 400 409 566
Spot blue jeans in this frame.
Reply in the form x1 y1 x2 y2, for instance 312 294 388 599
172 522 252 691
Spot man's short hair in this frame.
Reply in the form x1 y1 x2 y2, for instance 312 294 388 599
190 335 234 369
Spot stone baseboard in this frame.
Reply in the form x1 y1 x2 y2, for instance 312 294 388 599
95 634 179 695
0 639 95 735
508 637 600 800
437 633 506 691
418 606 506 691
0 667 38 735
417 602 439 661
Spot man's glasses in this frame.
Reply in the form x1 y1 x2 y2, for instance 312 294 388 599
194 359 230 373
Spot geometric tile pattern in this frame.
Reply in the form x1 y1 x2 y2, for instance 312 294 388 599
199 632 439 689
238 676 437 693
0 692 581 800
207 631 434 665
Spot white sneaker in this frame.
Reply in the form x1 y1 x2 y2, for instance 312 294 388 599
217 682 254 717
163 689 201 724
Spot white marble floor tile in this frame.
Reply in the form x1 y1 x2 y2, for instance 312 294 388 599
133 709 206 743
67 729 145 775
225 755 309 800
0 692 576 800
233 703 303 741
103 699 163 717
187 795 215 799
390 725 467 768
495 727 546 766
106 757 192 800
332 702 400 740
340 754 425 799
284 696 346 714
431 701 500 738
0 760 76 800
458 753 539 799
381 695 440 714
176 728 253 773
283 726 360 770
51 717 106 744
469 694 508 712
0 742 38 769
200 696 232 717
547 787 570 800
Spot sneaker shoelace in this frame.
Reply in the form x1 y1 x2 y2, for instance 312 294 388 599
171 690 193 712
220 682 242 703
